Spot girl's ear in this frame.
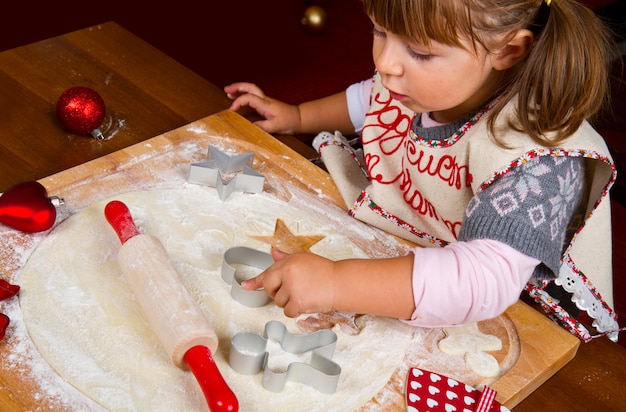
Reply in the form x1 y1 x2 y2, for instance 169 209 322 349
492 29 534 71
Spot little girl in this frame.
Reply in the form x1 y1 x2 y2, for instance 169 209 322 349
225 0 621 342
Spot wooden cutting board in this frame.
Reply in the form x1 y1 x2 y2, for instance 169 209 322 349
0 110 579 410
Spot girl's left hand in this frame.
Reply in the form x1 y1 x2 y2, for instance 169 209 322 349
224 82 302 134
241 248 336 317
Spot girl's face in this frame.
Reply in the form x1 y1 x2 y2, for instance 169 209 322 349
371 20 503 123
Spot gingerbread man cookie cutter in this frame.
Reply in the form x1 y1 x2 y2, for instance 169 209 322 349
229 320 341 393
221 246 274 307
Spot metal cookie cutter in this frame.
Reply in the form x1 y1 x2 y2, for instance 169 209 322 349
229 320 341 393
221 246 274 307
188 145 265 200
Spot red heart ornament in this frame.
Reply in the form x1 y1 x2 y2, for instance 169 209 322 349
0 181 58 232
0 279 20 301
0 313 9 341
0 280 20 341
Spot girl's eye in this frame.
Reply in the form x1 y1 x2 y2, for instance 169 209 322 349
408 48 432 61
372 27 386 38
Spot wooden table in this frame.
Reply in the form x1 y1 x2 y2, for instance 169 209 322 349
0 21 624 411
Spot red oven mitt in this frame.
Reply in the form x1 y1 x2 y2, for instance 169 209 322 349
406 367 511 412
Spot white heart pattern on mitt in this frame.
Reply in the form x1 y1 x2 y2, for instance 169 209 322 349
406 368 511 412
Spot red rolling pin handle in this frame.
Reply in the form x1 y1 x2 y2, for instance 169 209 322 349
185 346 239 412
104 200 239 412
104 200 141 243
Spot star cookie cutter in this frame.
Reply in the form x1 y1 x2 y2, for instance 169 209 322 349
221 246 274 307
229 320 341 393
188 145 265 200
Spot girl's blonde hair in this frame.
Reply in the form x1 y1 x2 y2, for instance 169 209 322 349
362 0 616 146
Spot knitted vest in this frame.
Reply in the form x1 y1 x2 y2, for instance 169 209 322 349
318 75 619 342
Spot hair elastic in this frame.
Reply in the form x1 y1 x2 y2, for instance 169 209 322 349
530 0 552 35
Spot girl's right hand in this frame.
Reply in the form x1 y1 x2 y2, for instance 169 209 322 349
224 82 302 135
240 248 336 318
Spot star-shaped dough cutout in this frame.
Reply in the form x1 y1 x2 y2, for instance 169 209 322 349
248 219 325 254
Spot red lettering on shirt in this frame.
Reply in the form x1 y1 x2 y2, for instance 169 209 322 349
362 92 466 239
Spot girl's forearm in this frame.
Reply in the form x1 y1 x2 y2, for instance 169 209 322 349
331 255 415 319
297 91 356 136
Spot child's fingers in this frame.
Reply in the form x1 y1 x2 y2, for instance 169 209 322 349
240 263 281 298
224 82 265 99
240 272 265 291
229 93 269 114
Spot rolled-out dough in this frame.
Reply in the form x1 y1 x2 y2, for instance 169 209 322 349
18 187 415 411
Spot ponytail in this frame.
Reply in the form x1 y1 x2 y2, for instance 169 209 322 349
491 0 616 145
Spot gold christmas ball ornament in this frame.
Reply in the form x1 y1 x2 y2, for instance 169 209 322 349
301 5 327 33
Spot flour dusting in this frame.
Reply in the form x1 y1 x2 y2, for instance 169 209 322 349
0 131 513 411
14 187 415 411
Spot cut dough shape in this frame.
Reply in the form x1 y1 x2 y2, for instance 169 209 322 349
438 322 503 378
248 218 325 253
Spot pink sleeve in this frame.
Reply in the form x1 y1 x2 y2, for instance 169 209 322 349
405 239 540 327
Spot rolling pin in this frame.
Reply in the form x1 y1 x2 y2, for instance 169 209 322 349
104 200 238 412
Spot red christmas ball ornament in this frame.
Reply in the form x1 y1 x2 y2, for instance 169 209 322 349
56 86 106 139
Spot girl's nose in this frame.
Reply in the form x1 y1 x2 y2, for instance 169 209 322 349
373 40 404 77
